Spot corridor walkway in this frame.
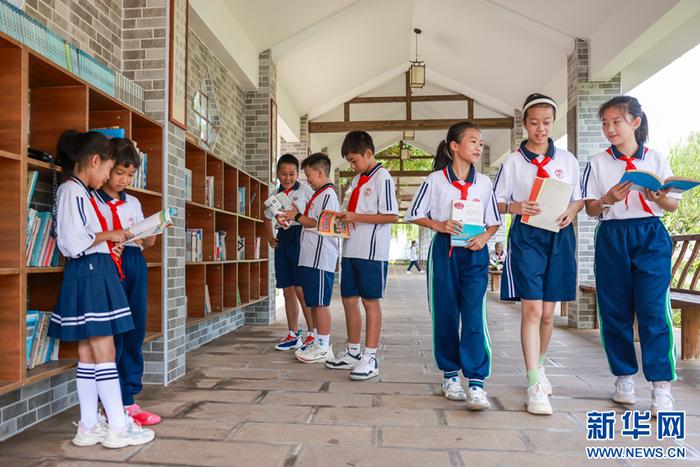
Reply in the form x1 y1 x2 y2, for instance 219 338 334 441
1 268 699 466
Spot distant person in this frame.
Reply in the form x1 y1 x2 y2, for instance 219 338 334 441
406 240 422 273
489 242 506 270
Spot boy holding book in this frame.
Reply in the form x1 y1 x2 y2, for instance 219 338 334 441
264 154 315 351
325 131 398 381
284 153 340 363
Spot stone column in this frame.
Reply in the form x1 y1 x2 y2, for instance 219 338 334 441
566 38 621 329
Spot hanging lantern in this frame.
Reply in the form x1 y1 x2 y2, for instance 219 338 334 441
409 28 425 88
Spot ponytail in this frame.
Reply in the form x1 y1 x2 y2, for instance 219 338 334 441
56 130 112 180
433 121 480 171
598 96 648 144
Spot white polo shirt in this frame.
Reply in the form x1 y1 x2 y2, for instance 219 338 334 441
494 140 582 204
581 145 680 221
264 181 314 229
55 177 109 258
299 184 340 272
342 164 398 261
405 164 502 227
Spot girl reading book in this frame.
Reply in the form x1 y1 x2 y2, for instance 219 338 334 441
582 95 680 415
406 121 501 410
493 93 584 415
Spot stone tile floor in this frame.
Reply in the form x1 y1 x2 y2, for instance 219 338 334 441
2 269 699 466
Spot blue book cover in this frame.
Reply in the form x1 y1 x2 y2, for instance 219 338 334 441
90 128 125 139
27 171 38 207
620 170 700 194
26 310 39 367
238 187 246 214
30 212 50 267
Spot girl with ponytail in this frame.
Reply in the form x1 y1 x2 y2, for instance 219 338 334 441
406 122 501 410
582 96 680 416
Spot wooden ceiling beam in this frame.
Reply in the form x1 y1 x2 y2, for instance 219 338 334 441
310 117 513 133
347 94 470 104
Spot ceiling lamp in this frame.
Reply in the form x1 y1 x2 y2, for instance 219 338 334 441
409 28 425 88
403 130 415 141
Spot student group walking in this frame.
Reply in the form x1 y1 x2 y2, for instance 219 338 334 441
49 93 683 449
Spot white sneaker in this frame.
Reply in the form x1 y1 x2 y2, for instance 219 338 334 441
612 377 636 404
526 383 553 415
650 388 674 417
466 386 491 410
296 344 335 364
441 377 467 401
325 349 362 370
294 341 316 359
539 366 552 395
349 353 379 381
405 271 412 274
419 270 425 274
72 421 108 447
101 416 155 449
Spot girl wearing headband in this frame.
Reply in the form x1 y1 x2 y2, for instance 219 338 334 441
493 93 584 415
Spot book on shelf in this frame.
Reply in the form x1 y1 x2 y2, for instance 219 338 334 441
317 211 350 238
254 237 261 259
90 127 125 139
118 207 176 247
25 209 64 267
204 284 212 315
450 199 484 247
26 311 60 369
521 177 574 233
237 235 246 260
205 176 215 207
236 288 241 306
620 170 700 194
186 228 203 262
131 150 148 190
215 230 227 261
184 168 192 202
238 187 246 214
26 171 38 208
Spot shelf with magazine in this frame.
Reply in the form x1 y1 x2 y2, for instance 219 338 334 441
0 30 168 389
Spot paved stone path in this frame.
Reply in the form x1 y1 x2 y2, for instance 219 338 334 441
1 268 699 466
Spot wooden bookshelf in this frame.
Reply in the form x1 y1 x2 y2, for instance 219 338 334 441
183 138 269 326
0 31 166 393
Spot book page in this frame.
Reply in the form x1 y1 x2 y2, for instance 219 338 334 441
523 178 573 233
118 207 176 246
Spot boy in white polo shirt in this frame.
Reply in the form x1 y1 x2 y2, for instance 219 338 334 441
284 153 340 364
325 131 398 381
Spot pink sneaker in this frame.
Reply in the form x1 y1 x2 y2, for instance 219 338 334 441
126 404 161 426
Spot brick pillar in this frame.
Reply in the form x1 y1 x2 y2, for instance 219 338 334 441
567 38 620 329
510 109 523 151
244 50 277 324
279 115 309 160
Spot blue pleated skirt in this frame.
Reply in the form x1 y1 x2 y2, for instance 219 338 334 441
48 253 134 341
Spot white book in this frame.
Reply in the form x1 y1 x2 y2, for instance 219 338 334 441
450 200 484 247
521 177 574 233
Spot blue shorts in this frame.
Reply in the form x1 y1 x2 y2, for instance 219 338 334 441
274 226 302 289
299 266 334 307
340 257 388 299
501 216 576 302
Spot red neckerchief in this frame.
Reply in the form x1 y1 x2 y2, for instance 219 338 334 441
89 195 125 280
443 167 472 200
303 183 334 217
347 164 382 212
607 146 653 215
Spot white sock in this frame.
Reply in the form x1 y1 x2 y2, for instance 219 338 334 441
365 347 377 357
617 375 634 384
76 362 98 429
317 334 330 352
313 328 318 336
653 381 671 391
347 342 361 356
95 363 126 430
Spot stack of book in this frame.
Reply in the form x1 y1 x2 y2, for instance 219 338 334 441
90 127 125 139
26 208 63 267
237 235 246 260
26 310 60 369
184 168 192 202
205 176 215 207
132 150 148 190
215 230 227 261
237 187 246 214
186 228 203 262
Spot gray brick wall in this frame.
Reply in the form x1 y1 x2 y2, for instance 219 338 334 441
566 38 620 329
280 115 309 161
24 0 122 71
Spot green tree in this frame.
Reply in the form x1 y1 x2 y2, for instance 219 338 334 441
663 132 700 235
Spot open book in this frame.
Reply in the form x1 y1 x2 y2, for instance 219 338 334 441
521 177 573 233
620 170 699 194
450 200 484 247
317 210 350 238
118 207 176 247
263 192 293 229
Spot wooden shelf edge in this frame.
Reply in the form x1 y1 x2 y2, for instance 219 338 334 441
186 260 237 266
0 268 20 275
28 158 62 172
144 332 162 344
24 359 77 386
26 266 64 274
125 186 162 197
147 262 161 268
0 381 22 397
185 296 269 329
0 149 21 161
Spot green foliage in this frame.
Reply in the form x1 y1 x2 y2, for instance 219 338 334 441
663 132 700 235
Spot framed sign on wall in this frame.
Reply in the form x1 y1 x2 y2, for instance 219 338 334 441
169 0 188 129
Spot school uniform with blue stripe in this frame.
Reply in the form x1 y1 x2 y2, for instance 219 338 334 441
341 163 398 300
298 184 340 307
94 189 148 405
582 145 678 381
406 164 501 383
264 181 313 289
47 177 133 342
494 139 581 302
